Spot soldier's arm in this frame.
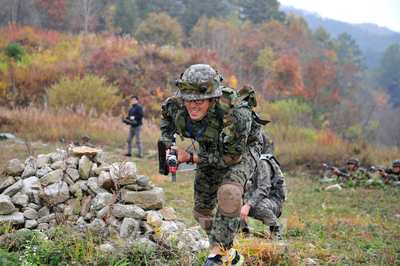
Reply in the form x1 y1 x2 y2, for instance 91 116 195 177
160 97 179 138
197 105 252 169
245 159 272 208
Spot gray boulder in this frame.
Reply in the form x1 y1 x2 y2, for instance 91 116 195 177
2 159 25 177
0 212 25 225
37 154 51 168
113 204 145 219
40 181 70 204
66 168 80 182
39 169 64 185
20 176 42 205
11 194 29 207
79 156 93 180
87 177 109 195
0 176 16 193
92 192 113 211
25 219 38 229
121 187 165 210
23 209 39 220
110 162 137 186
98 171 114 189
120 218 139 238
1 180 22 197
0 195 15 215
36 165 52 178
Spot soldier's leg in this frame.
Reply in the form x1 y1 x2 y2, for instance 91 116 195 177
248 198 282 239
193 167 222 235
133 125 143 157
209 152 258 250
126 126 135 155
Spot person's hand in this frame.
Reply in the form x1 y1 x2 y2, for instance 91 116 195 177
240 204 251 220
130 116 135 120
379 169 387 177
332 167 340 174
170 146 190 164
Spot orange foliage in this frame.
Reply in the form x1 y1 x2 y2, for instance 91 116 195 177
316 129 340 146
303 59 335 103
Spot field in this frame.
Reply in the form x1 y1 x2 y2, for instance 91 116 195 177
1 128 399 265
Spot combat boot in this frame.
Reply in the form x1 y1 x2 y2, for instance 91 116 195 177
204 249 244 266
269 225 282 240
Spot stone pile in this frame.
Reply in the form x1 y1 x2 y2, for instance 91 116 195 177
0 146 208 251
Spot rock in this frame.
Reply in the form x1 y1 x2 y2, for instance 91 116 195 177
37 154 51 168
199 239 210 249
120 218 139 238
24 209 39 220
2 159 25 177
87 177 109 195
160 206 177 222
110 162 138 186
21 157 37 178
37 223 49 230
38 207 50 218
146 211 163 227
306 258 317 265
36 165 53 178
27 203 41 210
93 150 110 165
126 181 155 191
1 180 22 197
20 176 42 205
98 171 114 189
113 204 145 219
66 156 79 165
139 238 157 247
94 166 110 176
137 175 149 187
92 193 113 211
99 244 115 254
39 169 64 185
107 225 121 239
79 156 94 180
121 187 165 210
73 146 98 156
80 195 92 217
0 176 16 193
325 184 342 191
187 227 202 241
308 243 315 249
0 212 25 225
160 221 179 235
0 195 15 215
37 213 55 224
40 181 70 204
176 222 187 231
76 217 88 227
49 152 63 163
90 218 106 228
64 198 80 216
51 161 67 171
66 168 80 182
12 194 29 207
96 206 110 219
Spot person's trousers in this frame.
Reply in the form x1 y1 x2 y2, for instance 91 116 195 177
126 125 143 156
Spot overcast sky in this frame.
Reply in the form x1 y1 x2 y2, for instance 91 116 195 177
279 0 400 32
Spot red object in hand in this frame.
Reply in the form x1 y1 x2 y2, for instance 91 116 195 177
169 167 177 173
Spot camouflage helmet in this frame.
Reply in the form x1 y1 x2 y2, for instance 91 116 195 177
392 159 400 168
347 157 360 167
261 131 275 154
81 135 90 141
175 64 223 101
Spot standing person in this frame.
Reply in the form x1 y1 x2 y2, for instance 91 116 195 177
160 64 266 266
240 132 287 240
378 159 400 183
125 95 144 158
332 157 370 186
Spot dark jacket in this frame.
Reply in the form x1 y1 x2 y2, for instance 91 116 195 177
128 104 144 127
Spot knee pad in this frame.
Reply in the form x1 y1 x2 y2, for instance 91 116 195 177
218 182 243 218
192 208 216 233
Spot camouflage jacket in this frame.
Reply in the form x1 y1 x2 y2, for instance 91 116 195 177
160 95 263 169
383 169 400 182
339 167 370 180
244 155 286 208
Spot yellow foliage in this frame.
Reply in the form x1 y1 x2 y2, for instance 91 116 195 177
228 75 237 88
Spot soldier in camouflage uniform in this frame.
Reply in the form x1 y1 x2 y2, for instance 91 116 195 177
160 64 265 266
240 134 287 240
80 135 94 148
378 159 400 183
332 157 370 186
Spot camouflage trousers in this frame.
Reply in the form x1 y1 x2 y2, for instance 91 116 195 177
194 149 258 250
248 197 282 227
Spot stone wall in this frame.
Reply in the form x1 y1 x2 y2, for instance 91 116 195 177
0 146 208 251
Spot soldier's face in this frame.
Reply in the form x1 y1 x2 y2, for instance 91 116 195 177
394 167 400 173
185 99 212 120
347 163 355 171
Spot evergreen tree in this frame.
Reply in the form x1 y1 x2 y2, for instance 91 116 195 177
376 44 400 106
179 0 229 35
238 0 285 25
114 0 139 35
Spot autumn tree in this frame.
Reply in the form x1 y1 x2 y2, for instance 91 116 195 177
73 0 100 33
35 0 68 29
135 12 184 46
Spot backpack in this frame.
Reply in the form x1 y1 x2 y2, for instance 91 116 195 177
260 154 287 203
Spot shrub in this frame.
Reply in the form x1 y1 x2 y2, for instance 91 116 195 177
4 42 24 61
46 74 122 114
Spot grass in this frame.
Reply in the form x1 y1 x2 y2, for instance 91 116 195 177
1 110 400 265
